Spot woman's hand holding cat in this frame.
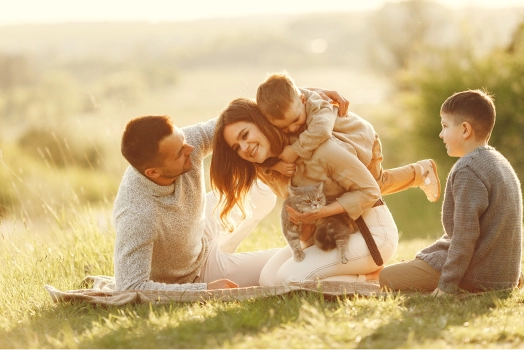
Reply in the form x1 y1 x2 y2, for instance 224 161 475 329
285 205 302 224
286 202 346 224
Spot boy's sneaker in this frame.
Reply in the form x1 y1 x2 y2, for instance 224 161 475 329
418 159 441 202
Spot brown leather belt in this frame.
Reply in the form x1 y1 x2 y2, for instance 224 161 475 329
355 198 385 266
372 198 385 208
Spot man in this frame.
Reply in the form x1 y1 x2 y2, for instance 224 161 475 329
113 90 349 291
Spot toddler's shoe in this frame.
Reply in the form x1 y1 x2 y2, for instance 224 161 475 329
418 159 441 202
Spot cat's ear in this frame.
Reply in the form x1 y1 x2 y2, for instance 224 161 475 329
316 182 324 192
288 185 298 196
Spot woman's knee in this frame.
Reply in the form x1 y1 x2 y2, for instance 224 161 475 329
259 266 278 286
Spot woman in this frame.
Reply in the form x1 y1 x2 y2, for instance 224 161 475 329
210 97 398 286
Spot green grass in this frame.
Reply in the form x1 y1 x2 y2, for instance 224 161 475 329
1 206 523 349
0 65 522 348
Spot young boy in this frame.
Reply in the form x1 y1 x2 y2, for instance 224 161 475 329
378 89 523 295
256 71 441 201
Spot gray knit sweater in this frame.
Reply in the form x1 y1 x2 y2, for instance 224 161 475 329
417 146 523 293
113 118 216 291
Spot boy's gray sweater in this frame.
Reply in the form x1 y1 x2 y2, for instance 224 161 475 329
417 146 523 293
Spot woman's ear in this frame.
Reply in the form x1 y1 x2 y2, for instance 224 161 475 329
462 121 473 139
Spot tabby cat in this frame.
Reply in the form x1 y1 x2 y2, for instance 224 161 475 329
281 182 351 263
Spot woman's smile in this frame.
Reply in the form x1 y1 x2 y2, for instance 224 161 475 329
250 144 259 157
224 121 274 163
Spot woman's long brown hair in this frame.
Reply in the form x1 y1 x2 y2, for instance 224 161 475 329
210 97 287 231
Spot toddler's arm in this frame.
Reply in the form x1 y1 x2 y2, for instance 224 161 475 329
292 89 338 159
269 160 296 177
279 145 299 163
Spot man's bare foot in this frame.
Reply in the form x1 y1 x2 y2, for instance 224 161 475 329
366 266 384 281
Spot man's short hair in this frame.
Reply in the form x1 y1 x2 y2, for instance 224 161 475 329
440 89 496 140
121 115 173 171
256 72 301 120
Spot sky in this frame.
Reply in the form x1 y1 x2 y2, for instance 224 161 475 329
1 0 524 25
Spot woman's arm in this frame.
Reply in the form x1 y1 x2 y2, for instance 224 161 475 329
323 141 381 220
293 139 380 222
286 139 381 223
286 200 345 224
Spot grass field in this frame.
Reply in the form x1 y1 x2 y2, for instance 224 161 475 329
1 205 523 349
1 15 524 348
0 66 522 349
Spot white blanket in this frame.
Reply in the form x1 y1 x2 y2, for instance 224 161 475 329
45 276 383 306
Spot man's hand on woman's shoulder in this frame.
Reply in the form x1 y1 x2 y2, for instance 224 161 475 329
307 87 350 116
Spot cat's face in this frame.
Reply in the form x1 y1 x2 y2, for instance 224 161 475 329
287 183 325 214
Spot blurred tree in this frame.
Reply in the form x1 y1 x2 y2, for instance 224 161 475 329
95 70 147 106
31 70 86 123
375 17 524 240
0 53 36 90
1 69 87 125
0 149 16 219
401 20 524 183
18 126 103 169
368 0 453 74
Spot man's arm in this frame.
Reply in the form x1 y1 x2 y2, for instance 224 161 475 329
306 87 350 116
183 118 217 158
322 140 381 220
113 209 208 292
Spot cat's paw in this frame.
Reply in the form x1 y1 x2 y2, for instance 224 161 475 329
340 255 348 264
294 250 305 262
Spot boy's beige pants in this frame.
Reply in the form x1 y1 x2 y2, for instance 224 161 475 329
379 258 441 291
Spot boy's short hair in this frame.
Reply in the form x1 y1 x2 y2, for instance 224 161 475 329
440 89 496 140
256 72 301 120
121 115 173 172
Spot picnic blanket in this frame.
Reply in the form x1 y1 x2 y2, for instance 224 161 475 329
44 276 383 306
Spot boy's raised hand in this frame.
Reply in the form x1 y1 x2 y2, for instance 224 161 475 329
270 160 296 177
279 145 299 163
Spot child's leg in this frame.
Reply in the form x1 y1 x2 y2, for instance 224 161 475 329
376 164 421 196
368 135 418 194
379 258 440 291
368 135 440 201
